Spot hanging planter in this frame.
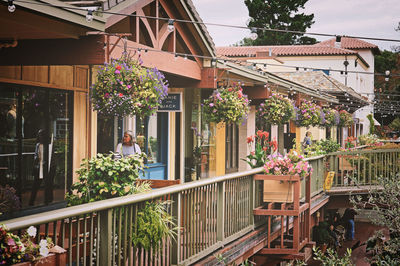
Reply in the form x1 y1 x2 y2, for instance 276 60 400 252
91 55 169 117
295 100 322 127
202 85 250 125
257 93 294 125
339 110 354 127
322 107 340 127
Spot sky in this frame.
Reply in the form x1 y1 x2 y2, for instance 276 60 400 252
191 0 400 51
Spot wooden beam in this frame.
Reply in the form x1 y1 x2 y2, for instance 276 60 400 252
254 174 301 182
258 248 299 255
253 209 299 216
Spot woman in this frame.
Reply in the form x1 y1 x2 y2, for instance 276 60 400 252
302 131 312 152
115 131 141 157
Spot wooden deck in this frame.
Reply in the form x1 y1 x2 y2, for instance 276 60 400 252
326 185 383 195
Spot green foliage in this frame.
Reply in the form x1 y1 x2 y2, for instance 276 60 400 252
351 173 400 264
202 85 250 125
256 93 294 125
313 247 354 265
305 139 340 157
66 153 150 206
389 117 400 131
358 134 379 146
243 0 316 45
323 108 340 128
367 114 375 135
132 201 176 252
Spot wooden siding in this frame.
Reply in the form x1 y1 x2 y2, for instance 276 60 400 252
73 91 88 182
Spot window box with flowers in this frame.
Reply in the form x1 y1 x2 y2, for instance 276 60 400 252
295 100 322 128
202 85 250 125
259 151 312 202
338 110 354 127
322 108 340 128
256 93 294 125
90 55 168 118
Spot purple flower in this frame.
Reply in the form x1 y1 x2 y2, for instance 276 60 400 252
115 70 120 74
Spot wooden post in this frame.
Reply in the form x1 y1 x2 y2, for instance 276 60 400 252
99 209 112 264
171 193 182 265
216 181 225 242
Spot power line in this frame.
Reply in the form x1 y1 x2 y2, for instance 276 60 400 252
8 0 400 44
108 40 399 78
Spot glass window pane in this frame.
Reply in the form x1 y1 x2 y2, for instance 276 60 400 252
147 114 158 163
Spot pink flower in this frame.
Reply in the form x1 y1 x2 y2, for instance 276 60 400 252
115 70 120 74
7 237 15 246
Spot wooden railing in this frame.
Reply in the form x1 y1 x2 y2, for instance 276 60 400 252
3 149 398 265
4 168 263 265
327 148 400 187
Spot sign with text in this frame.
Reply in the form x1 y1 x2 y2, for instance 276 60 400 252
158 93 182 112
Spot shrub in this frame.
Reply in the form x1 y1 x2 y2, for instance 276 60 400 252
66 153 150 206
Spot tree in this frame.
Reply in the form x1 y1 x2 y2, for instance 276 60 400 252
351 173 400 264
243 0 316 45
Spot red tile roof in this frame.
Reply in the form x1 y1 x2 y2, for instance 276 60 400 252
316 37 378 50
216 45 358 57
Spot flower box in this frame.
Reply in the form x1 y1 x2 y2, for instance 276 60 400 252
13 253 56 266
263 179 295 203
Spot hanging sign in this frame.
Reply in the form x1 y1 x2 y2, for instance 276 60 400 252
323 171 335 191
158 93 182 112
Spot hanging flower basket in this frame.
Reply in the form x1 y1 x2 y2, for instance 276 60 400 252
339 110 354 127
257 93 294 125
295 100 322 127
322 108 340 127
202 85 250 125
91 55 169 117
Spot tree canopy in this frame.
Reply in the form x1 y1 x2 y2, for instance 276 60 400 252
241 0 316 46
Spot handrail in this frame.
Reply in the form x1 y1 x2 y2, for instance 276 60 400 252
5 167 263 231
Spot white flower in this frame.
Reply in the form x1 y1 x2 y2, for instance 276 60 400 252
39 239 48 248
292 151 298 156
39 246 49 257
27 226 37 237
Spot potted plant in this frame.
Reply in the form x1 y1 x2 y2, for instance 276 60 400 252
202 84 250 125
338 110 354 127
243 130 277 168
256 93 294 125
260 151 312 202
295 100 322 127
322 108 340 128
90 54 169 117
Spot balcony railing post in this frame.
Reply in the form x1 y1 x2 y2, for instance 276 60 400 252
250 174 255 227
216 181 225 242
171 192 181 265
99 209 112 265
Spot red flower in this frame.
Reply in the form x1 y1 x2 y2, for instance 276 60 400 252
263 147 268 151
119 93 123 97
257 130 263 139
247 136 254 143
228 88 232 92
263 131 269 140
116 65 122 70
271 139 278 152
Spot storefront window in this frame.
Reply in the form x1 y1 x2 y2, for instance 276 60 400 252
136 112 168 179
0 84 72 213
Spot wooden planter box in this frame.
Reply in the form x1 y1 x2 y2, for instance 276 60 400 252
263 179 294 203
255 174 301 203
13 253 57 266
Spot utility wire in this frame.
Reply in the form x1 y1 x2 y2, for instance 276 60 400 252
8 0 400 44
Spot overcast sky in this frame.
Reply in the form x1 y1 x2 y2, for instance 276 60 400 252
191 0 400 51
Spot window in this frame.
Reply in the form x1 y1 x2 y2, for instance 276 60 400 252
225 123 238 173
0 84 73 211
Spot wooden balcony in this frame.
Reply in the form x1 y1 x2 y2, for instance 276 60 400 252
2 148 399 265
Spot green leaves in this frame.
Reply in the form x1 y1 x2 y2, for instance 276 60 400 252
132 201 177 252
65 152 148 206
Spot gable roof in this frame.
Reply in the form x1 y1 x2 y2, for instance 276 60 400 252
216 45 358 57
316 37 379 51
